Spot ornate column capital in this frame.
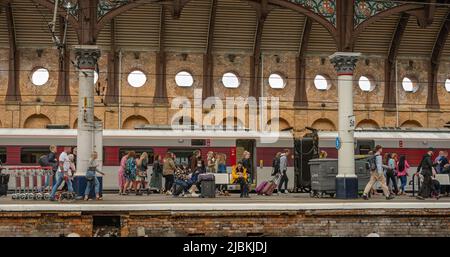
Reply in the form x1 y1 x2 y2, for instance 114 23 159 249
329 52 361 75
74 45 101 70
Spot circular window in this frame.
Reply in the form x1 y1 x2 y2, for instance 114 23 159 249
175 71 194 87
94 71 99 84
314 74 331 90
445 79 450 92
402 77 418 92
268 73 286 89
31 68 49 86
358 76 375 92
222 72 240 88
127 70 147 88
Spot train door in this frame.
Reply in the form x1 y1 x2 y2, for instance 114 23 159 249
236 139 256 183
356 140 374 155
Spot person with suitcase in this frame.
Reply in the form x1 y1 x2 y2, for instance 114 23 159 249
416 147 437 200
231 161 249 198
278 149 290 194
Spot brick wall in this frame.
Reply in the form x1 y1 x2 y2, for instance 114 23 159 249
1 209 448 237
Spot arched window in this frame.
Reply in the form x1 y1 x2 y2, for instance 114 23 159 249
23 114 51 128
311 118 336 131
122 115 150 129
356 119 380 129
400 120 422 128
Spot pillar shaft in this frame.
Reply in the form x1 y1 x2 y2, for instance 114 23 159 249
74 46 101 177
329 52 360 199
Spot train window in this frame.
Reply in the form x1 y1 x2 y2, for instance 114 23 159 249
191 139 206 146
20 147 49 164
118 148 154 164
168 149 199 166
0 148 6 164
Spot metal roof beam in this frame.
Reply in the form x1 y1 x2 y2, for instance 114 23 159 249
383 12 410 109
55 16 71 103
248 0 274 99
202 0 217 100
154 5 168 104
427 8 450 109
105 18 118 105
294 17 311 107
5 1 20 102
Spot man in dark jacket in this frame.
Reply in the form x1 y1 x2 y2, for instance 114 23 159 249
416 147 436 200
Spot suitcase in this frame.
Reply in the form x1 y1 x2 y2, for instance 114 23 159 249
256 181 268 195
200 180 215 198
198 173 215 182
0 184 7 196
261 181 277 196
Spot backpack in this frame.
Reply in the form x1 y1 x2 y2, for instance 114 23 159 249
38 155 50 167
125 158 134 176
366 155 377 171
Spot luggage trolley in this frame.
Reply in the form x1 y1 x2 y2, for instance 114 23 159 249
8 166 53 200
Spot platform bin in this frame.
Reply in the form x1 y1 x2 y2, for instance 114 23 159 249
308 158 338 197
355 157 371 192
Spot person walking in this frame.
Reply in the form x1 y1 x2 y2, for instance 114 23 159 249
416 147 436 200
272 152 281 176
123 151 137 195
45 145 58 191
278 149 290 194
49 148 73 201
362 145 395 200
396 155 410 195
385 153 399 195
84 151 105 201
150 154 163 193
135 152 149 195
118 152 129 195
163 152 176 195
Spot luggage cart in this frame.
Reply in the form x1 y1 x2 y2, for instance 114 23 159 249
7 166 53 200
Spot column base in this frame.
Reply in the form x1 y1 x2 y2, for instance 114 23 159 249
335 177 358 199
73 176 103 199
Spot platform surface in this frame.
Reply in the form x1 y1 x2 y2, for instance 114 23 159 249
1 193 450 211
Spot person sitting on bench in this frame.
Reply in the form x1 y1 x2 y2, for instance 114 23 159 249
232 161 249 198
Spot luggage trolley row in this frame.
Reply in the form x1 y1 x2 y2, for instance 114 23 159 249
3 166 54 200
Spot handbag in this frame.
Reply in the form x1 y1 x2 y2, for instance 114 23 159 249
86 167 96 181
386 168 395 177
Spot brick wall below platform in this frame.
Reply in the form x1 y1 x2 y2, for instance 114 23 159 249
0 209 449 237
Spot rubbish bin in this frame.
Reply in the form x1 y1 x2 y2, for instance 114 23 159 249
355 157 370 193
308 158 338 198
309 157 371 198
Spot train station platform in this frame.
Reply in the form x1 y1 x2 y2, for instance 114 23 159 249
1 194 449 237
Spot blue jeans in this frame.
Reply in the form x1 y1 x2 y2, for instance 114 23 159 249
399 176 407 192
174 179 190 193
84 177 100 197
50 172 73 199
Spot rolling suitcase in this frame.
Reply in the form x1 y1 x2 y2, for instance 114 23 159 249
261 181 277 196
0 174 9 196
201 180 215 198
261 174 281 196
256 181 268 195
